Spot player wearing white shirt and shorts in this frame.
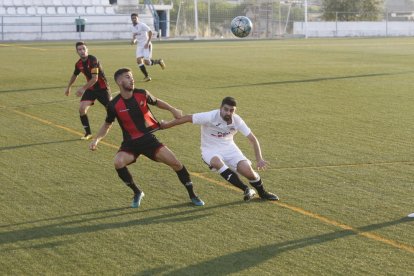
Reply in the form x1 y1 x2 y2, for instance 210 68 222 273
193 109 252 172
161 96 279 202
130 13 165 82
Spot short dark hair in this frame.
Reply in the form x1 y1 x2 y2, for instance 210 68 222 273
131 13 138 18
221 96 237 107
75 41 86 48
114 68 131 82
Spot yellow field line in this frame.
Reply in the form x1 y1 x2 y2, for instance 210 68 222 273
276 202 414 253
11 109 117 149
191 172 414 253
8 107 414 254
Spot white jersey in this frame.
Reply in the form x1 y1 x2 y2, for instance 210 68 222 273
131 22 151 47
192 109 251 151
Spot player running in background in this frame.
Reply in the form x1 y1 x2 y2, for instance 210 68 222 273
89 68 204 208
64 41 112 140
161 96 279 202
131 13 165 82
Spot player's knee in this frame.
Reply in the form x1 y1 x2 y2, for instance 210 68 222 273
114 157 127 169
237 161 256 179
79 107 87 115
144 59 151 66
209 156 224 170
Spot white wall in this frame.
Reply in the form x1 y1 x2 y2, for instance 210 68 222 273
0 14 154 41
294 21 414 37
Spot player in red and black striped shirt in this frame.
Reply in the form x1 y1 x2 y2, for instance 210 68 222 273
64 41 112 140
89 68 204 208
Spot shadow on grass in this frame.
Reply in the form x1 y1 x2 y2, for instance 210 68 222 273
160 217 413 275
0 201 242 245
213 71 414 89
3 240 76 252
0 139 80 152
0 207 131 228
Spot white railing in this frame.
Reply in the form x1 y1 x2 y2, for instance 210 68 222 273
0 14 154 41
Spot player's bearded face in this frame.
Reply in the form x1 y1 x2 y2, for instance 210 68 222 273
220 105 235 122
121 72 135 91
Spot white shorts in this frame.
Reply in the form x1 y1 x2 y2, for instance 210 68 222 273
201 144 251 172
136 43 152 60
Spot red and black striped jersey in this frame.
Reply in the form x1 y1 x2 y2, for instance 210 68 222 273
73 55 108 90
105 89 160 141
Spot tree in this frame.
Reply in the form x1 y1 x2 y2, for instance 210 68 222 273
321 0 383 21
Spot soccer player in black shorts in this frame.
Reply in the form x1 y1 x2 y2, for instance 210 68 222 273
64 41 112 140
89 68 204 208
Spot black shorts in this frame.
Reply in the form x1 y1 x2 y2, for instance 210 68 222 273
81 88 111 107
119 134 164 162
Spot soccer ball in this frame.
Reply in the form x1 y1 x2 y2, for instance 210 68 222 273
230 16 253 38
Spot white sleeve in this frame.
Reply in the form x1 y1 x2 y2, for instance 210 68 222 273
235 116 251 136
141 23 151 32
192 111 213 125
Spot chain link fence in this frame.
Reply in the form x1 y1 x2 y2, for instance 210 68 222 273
168 0 306 39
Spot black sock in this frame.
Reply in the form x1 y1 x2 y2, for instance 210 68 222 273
80 114 91 135
139 64 148 77
116 167 141 194
151 59 159 65
220 168 248 191
250 178 265 194
176 166 196 198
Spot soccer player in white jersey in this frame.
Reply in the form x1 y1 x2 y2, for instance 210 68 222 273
130 13 165 82
161 96 279 201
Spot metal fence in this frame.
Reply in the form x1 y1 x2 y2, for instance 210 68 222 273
168 0 306 39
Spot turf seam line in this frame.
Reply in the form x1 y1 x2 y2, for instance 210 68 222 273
0 43 47 51
267 161 414 171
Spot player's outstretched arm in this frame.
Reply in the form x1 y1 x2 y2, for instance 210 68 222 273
247 132 269 170
155 99 183 119
65 74 78 96
89 122 113 151
160 115 193 130
145 30 153 48
131 33 137 45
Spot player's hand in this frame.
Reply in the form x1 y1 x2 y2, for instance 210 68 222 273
64 89 70 96
172 108 183 119
76 87 85 97
159 120 166 129
256 159 269 171
89 140 98 151
160 120 170 130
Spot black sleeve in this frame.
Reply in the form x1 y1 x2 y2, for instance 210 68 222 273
105 102 116 123
73 63 80 76
145 90 158 105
